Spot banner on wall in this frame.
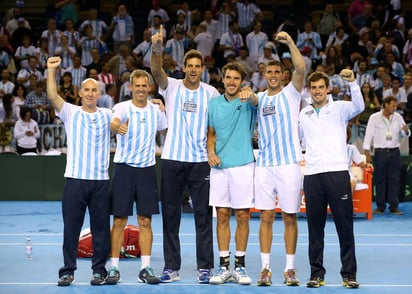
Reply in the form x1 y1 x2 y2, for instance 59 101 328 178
38 124 116 153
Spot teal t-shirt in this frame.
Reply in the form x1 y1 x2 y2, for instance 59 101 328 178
208 95 256 168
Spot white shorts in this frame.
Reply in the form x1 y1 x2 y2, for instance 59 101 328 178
254 164 302 213
209 162 255 209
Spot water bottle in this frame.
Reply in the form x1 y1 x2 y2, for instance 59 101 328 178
25 236 32 260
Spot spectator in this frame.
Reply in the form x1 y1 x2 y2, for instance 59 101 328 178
208 66 224 94
85 47 102 77
325 26 349 56
98 61 116 87
108 44 132 84
375 72 393 102
24 80 52 124
354 59 373 86
0 69 15 94
192 23 214 59
176 1 195 33
58 71 78 105
13 106 40 154
16 56 43 88
363 96 410 215
219 20 244 62
88 68 105 94
62 19 80 48
357 82 380 125
375 36 401 63
54 0 78 29
384 52 405 82
169 11 189 39
148 15 167 41
6 6 31 36
401 72 412 96
133 28 155 73
63 55 86 90
236 0 262 39
245 20 268 71
118 71 131 102
14 34 35 71
236 46 255 81
35 37 49 73
97 83 115 109
162 52 184 79
250 62 266 92
296 20 322 61
54 34 76 70
40 18 61 56
12 84 26 120
347 0 370 31
147 0 170 28
346 125 372 193
9 17 33 52
215 1 236 45
78 24 102 67
164 27 187 69
78 8 108 41
383 76 407 114
322 46 344 72
200 10 218 44
109 4 135 52
402 28 412 71
328 64 350 101
317 3 341 49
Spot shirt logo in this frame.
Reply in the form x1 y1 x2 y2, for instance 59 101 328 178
262 104 276 116
183 101 198 113
305 109 314 117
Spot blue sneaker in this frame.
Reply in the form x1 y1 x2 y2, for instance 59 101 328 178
197 269 212 284
159 269 180 283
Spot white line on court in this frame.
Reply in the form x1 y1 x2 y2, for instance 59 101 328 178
0 282 411 287
1 233 412 237
1 242 412 246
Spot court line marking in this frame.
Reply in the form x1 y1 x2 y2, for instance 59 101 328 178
1 242 412 246
1 233 412 237
0 282 411 287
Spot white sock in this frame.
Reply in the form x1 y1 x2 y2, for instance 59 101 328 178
260 253 270 270
235 250 246 257
219 251 230 257
141 255 151 269
111 257 119 268
285 254 295 272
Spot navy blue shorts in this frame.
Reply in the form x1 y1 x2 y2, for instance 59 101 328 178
110 163 159 217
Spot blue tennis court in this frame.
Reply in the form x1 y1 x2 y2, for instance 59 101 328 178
0 201 411 294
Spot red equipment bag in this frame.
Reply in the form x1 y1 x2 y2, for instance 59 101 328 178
77 224 141 258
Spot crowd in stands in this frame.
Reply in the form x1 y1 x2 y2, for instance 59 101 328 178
0 0 412 154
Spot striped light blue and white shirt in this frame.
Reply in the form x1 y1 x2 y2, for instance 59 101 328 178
165 38 185 68
56 103 112 180
160 78 220 162
112 101 167 167
256 83 303 167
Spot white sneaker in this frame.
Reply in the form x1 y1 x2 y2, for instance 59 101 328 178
232 267 251 285
210 266 232 284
